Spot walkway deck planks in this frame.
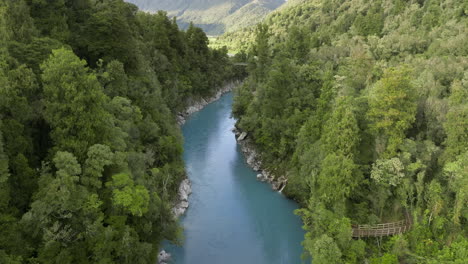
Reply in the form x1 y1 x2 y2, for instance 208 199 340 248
352 213 412 238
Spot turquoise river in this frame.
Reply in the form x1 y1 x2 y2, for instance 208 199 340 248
164 92 306 263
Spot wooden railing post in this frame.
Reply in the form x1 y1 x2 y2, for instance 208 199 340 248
352 212 413 238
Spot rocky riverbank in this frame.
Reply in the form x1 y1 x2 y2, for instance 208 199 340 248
233 127 288 192
172 79 243 220
160 80 243 264
172 178 192 218
176 80 243 125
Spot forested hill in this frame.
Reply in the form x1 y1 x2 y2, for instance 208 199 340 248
126 0 286 35
0 0 237 262
232 0 468 263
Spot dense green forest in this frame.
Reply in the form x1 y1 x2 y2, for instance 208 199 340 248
0 0 236 263
232 0 467 263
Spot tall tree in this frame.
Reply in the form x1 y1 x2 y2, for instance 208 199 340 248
443 151 468 225
367 67 417 158
77 0 138 68
41 48 112 160
252 23 270 81
0 123 10 213
25 0 69 42
22 151 87 262
443 80 468 162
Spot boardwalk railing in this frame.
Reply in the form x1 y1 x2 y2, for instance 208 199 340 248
352 213 412 238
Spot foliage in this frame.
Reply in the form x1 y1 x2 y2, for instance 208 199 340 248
232 0 468 262
106 172 150 217
367 67 417 158
41 48 112 160
127 0 285 35
0 0 234 262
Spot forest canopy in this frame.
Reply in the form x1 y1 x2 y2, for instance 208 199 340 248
232 0 468 263
0 0 236 263
0 0 466 263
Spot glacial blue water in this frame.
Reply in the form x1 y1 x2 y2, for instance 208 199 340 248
164 93 306 264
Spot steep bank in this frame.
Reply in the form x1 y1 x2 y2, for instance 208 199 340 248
176 80 244 126
233 127 288 193
231 0 468 262
162 80 244 264
173 80 244 217
162 92 305 264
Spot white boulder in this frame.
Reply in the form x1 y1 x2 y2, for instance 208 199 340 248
237 132 248 141
158 250 171 264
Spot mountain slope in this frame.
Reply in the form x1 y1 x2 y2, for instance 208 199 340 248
126 0 285 35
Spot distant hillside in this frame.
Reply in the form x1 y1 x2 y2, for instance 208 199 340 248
126 0 286 35
212 0 303 52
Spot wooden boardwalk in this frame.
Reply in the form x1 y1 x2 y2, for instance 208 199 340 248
352 213 412 238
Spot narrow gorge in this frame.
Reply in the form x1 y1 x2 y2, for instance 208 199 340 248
163 92 305 264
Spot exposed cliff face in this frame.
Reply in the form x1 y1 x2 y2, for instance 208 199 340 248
126 0 285 35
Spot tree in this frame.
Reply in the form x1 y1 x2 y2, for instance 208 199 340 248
0 65 39 212
82 144 113 190
370 157 406 217
443 151 468 225
311 235 343 264
285 26 309 62
76 0 138 68
321 96 360 158
186 22 209 56
21 151 87 262
0 251 22 264
25 0 70 42
100 60 129 98
370 253 398 264
353 6 384 36
107 96 143 151
106 173 149 217
41 48 112 160
424 180 444 224
367 67 417 158
371 158 406 187
0 124 10 212
317 153 360 207
0 1 9 72
443 80 468 162
252 23 270 81
228 0 468 263
0 13 10 208
0 1 230 262
5 0 37 42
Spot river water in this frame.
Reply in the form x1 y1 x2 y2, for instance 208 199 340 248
164 92 305 263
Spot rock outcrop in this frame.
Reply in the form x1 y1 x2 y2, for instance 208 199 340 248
158 250 171 264
172 179 192 218
234 127 288 192
237 131 248 141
